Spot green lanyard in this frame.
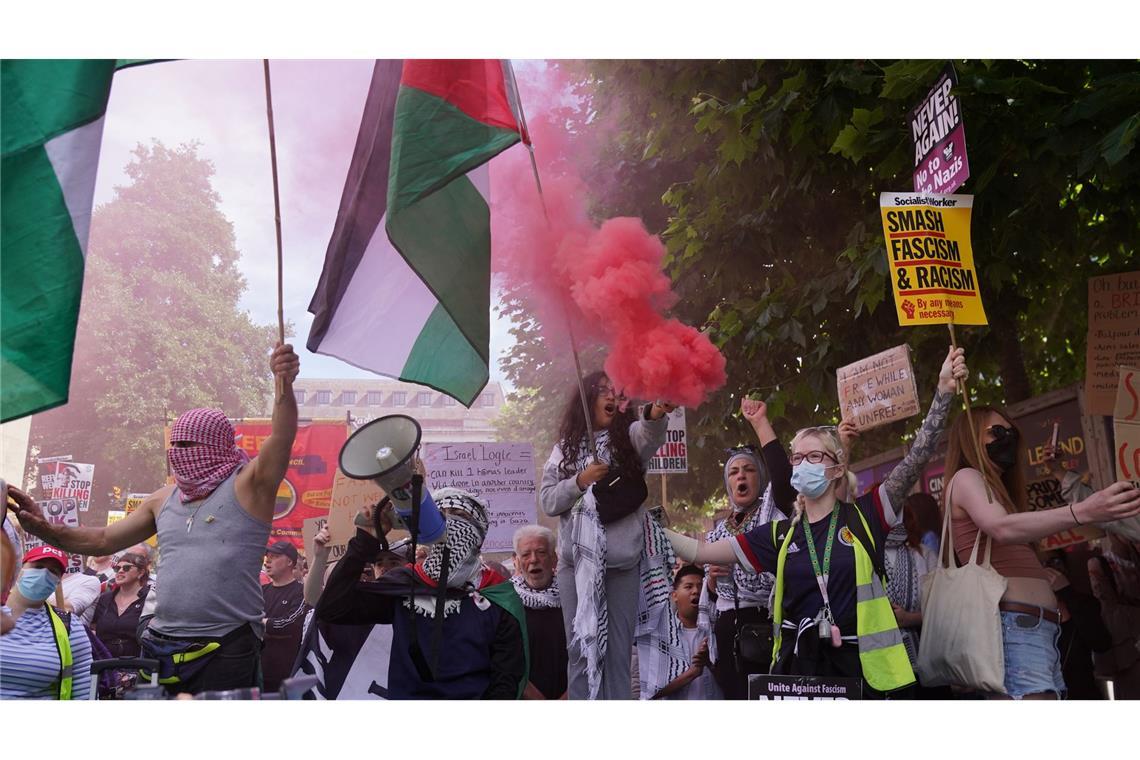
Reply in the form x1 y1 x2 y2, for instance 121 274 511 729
802 503 840 622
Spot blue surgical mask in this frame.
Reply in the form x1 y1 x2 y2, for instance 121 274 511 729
790 461 835 499
17 568 61 602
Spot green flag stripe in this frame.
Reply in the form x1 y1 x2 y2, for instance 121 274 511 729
1 60 116 157
387 85 520 215
387 173 493 366
0 145 86 422
399 303 488 405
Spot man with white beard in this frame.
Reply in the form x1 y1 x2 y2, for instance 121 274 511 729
512 525 567 699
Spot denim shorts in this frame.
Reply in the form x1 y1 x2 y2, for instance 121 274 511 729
1000 610 1066 699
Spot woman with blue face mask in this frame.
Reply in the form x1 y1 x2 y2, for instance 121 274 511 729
666 345 967 697
1 544 93 699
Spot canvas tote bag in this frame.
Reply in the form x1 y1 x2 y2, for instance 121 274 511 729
915 473 1008 693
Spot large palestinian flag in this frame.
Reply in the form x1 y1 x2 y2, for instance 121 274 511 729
1 60 148 422
307 60 526 406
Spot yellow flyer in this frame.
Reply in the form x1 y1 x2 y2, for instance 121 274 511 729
879 192 988 326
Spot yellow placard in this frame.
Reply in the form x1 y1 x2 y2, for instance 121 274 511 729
879 192 988 326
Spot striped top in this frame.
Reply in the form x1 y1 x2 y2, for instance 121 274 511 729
0 605 92 700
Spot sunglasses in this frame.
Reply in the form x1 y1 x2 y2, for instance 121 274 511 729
987 424 1019 441
113 564 137 573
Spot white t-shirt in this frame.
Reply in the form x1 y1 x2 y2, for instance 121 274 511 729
672 625 722 700
61 572 101 621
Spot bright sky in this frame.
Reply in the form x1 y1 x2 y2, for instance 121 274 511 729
94 59 522 389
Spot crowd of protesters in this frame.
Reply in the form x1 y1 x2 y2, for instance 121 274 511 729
3 343 1140 701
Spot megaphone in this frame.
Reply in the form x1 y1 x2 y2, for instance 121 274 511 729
338 415 445 544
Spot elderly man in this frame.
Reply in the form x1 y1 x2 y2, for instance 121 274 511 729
512 524 567 699
317 488 527 699
8 343 300 695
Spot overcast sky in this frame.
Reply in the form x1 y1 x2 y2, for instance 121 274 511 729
94 59 520 390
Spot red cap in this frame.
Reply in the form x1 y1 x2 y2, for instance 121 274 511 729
22 545 68 572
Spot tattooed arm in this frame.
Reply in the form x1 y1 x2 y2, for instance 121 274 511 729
878 347 967 524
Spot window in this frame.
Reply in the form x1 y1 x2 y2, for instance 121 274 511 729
442 396 457 407
341 390 356 405
480 392 495 407
417 391 432 406
315 390 332 405
293 389 306 404
365 391 382 405
391 392 406 406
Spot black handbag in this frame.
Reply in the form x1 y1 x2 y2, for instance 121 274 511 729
732 574 773 669
591 466 649 525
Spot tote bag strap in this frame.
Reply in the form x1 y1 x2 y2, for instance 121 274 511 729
943 469 996 569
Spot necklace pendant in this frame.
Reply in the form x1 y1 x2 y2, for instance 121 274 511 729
186 516 193 533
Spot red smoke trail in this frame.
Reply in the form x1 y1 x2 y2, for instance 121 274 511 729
491 73 726 409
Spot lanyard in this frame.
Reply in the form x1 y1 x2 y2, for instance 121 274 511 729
802 503 840 622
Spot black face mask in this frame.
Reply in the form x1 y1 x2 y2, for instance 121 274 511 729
985 425 1020 472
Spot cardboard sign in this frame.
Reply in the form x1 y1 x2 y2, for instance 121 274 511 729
328 469 384 546
910 63 970 194
106 510 127 526
39 460 95 513
1085 271 1140 415
303 515 348 564
124 493 147 514
748 674 862 700
880 193 987 326
837 345 921 431
1113 366 1140 487
422 442 537 554
647 407 688 474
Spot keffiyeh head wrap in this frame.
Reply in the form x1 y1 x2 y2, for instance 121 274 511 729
167 408 249 502
723 449 768 514
419 489 489 589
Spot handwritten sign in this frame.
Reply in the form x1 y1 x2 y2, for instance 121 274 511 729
880 193 987 327
1113 366 1140 487
910 63 970 194
303 515 349 565
837 345 921 432
327 469 380 547
422 442 537 553
647 408 688 474
39 460 95 513
1085 271 1140 415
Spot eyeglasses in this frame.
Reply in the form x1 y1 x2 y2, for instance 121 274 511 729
592 384 627 402
724 445 759 457
790 451 839 466
113 564 137 573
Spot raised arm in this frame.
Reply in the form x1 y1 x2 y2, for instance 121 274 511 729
241 343 300 522
629 402 673 462
7 484 162 556
742 398 795 515
879 346 965 521
303 527 332 607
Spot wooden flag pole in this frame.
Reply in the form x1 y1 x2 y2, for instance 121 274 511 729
947 323 993 502
262 59 287 404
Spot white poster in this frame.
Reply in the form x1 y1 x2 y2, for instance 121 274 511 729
39 460 96 513
422 442 537 553
647 407 688 474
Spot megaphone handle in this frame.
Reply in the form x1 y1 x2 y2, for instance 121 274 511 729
410 473 424 557
374 496 390 552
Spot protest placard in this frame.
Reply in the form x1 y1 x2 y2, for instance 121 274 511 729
106 510 126 526
1085 271 1140 415
1113 366 1140 488
748 674 862 700
39 460 95 512
124 493 147 514
880 193 987 327
837 345 921 432
328 469 384 546
423 442 537 553
647 407 688 474
303 514 349 564
910 64 970 194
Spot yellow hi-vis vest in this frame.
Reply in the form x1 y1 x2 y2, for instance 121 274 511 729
769 503 915 693
45 604 74 700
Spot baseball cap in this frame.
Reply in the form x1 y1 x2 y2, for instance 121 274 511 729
265 540 299 563
22 545 68 573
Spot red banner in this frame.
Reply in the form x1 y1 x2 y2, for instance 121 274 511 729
233 420 347 551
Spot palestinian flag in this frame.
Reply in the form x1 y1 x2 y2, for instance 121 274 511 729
1 60 148 422
307 60 525 406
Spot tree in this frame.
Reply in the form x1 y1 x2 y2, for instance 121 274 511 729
29 142 278 525
496 60 1140 520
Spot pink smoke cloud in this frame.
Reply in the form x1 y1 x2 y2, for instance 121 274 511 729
491 69 725 409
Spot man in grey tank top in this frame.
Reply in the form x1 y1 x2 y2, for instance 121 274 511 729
11 343 300 695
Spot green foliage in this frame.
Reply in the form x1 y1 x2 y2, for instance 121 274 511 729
29 142 278 524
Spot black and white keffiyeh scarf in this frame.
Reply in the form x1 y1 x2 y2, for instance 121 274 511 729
703 484 779 614
407 488 489 619
511 574 560 610
883 524 921 664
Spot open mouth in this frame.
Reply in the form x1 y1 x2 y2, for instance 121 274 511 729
735 483 749 496
603 402 616 415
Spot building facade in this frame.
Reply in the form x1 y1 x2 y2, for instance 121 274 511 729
276 378 503 443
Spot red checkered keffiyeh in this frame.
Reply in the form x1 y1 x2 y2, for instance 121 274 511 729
167 408 249 502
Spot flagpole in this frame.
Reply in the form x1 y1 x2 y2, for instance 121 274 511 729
505 62 598 460
262 59 287 405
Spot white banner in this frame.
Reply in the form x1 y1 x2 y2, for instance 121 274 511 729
647 408 688 474
39 460 95 513
422 442 537 553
